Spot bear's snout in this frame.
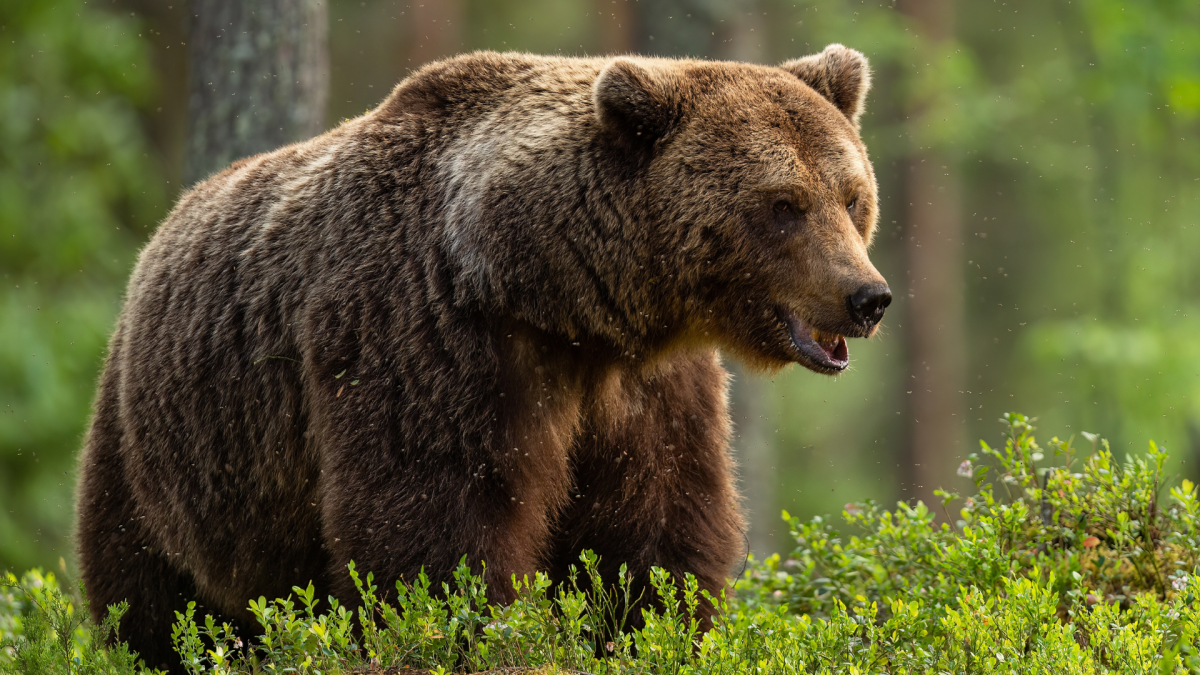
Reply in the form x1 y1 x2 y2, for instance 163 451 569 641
846 282 892 330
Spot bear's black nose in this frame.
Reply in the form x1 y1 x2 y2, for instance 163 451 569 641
846 283 892 328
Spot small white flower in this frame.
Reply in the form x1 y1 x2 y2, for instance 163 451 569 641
957 460 973 478
1172 575 1189 592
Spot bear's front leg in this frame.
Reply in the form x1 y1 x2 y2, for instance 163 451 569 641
548 349 745 632
318 451 571 606
308 327 582 608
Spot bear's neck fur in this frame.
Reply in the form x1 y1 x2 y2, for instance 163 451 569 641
368 52 695 366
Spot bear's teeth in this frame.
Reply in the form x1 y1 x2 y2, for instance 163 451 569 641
810 328 843 347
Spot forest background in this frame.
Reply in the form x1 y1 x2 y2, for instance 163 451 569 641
2 0 1199 575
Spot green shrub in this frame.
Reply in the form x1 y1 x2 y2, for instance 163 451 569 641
0 0 166 574
4 414 1200 673
0 569 150 674
739 413 1200 672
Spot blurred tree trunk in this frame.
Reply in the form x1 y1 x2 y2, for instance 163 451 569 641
725 362 774 556
631 0 775 557
184 0 329 186
407 0 464 69
897 0 967 508
594 0 636 54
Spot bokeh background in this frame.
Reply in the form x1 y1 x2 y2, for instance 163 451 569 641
3 0 1199 572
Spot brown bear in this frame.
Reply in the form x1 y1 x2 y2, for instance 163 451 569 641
76 45 890 671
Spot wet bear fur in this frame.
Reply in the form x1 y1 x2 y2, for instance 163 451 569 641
77 44 888 671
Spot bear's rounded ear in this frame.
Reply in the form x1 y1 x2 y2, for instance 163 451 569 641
779 44 871 128
594 58 679 142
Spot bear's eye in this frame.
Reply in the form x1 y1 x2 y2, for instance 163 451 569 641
847 198 858 212
773 200 792 213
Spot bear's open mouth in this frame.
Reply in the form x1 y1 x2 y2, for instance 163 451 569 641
782 312 849 373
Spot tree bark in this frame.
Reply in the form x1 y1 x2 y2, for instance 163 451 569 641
725 362 775 556
897 0 968 507
593 0 637 55
901 155 967 505
406 0 464 70
184 0 329 186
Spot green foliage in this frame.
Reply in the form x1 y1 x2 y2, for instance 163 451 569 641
0 569 158 674
756 0 1200 532
0 0 165 572
740 413 1200 672
1012 0 1200 457
8 415 1200 673
167 554 648 675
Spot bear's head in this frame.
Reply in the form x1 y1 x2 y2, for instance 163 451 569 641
595 44 891 374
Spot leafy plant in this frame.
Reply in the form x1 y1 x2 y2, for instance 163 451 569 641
0 569 158 674
7 414 1200 673
739 413 1200 672
0 0 166 575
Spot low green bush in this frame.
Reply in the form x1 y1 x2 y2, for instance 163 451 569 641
3 414 1200 673
738 413 1200 672
0 568 143 674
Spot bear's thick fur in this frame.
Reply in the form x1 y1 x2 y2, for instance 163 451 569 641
77 45 890 671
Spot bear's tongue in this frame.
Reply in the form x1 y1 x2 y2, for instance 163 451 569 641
784 314 849 371
811 329 849 363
